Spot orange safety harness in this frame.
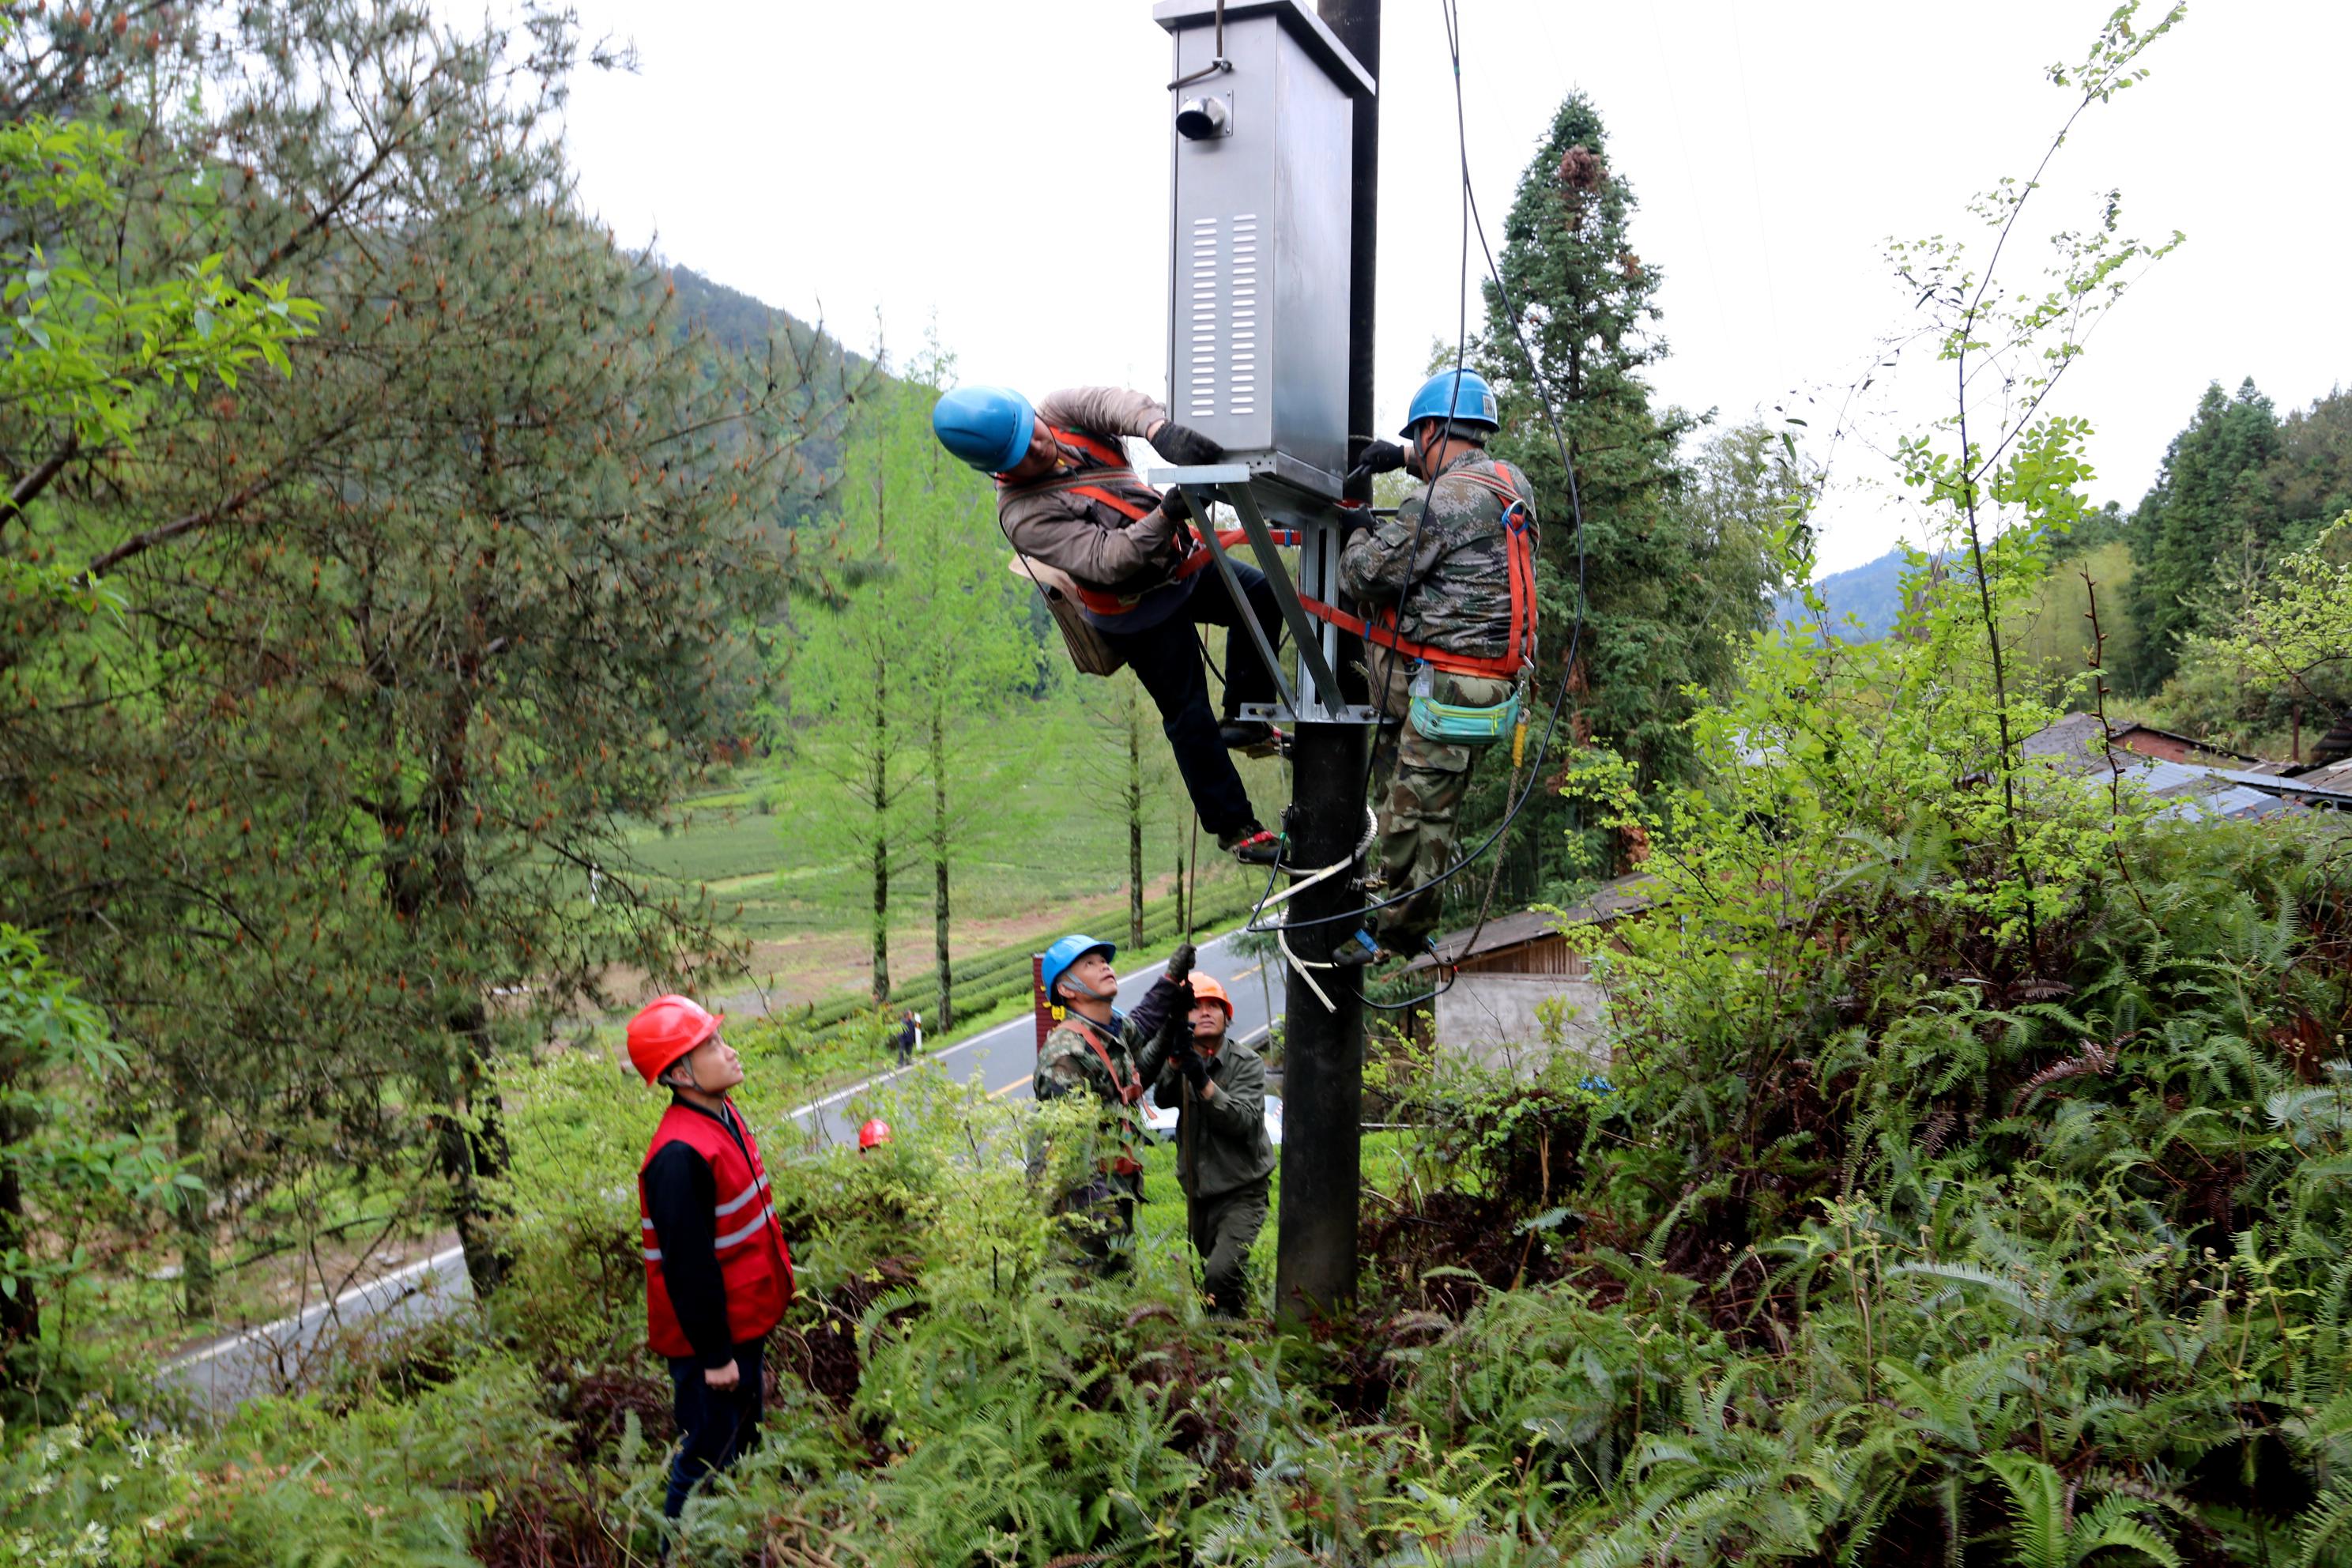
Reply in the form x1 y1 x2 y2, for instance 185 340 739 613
1300 466 1540 681
997 425 1280 620
1053 1010 1146 1177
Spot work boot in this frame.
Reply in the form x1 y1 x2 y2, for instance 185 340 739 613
1219 720 1287 758
1325 928 1384 969
1220 824 1282 865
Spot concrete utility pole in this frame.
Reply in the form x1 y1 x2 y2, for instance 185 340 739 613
1272 0 1380 1325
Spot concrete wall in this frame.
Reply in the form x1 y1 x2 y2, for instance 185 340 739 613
1434 973 1611 1077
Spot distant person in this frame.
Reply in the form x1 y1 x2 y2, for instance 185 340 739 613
933 385 1284 865
1032 935 1196 1271
1333 368 1536 965
891 1008 919 1068
628 995 794 1527
1149 974 1273 1317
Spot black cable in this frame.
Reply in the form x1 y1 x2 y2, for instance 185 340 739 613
1267 0 1590 941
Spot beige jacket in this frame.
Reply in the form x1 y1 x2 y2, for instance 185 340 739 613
997 387 1182 591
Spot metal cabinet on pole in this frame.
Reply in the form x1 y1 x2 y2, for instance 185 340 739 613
1152 0 1378 1321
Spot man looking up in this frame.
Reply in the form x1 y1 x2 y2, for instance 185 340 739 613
628 996 794 1526
933 385 1285 865
1334 368 1537 965
1032 934 1198 1270
1149 972 1273 1317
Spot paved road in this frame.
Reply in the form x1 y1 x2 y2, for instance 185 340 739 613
163 929 1274 1412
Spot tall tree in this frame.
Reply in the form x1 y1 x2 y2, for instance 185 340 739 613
1470 95 1782 899
0 1 854 1308
2119 378 2282 692
1072 673 1178 952
892 355 1042 1029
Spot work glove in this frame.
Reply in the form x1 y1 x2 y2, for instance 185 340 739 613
1149 420 1225 467
1344 439 1408 488
1166 941 1198 984
1180 1048 1212 1094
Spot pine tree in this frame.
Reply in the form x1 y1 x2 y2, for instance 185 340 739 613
790 349 1038 1020
0 1 858 1303
2120 379 2283 692
1470 92 1779 899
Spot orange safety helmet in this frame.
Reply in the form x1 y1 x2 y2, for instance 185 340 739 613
628 994 722 1086
857 1118 892 1152
1186 974 1233 1021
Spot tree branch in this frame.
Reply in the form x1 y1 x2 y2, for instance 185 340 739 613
0 435 79 535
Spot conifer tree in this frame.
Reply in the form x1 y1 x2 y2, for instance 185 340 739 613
2120 378 2284 692
1471 93 1779 896
0 1 857 1303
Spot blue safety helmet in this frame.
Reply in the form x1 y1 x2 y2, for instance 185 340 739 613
1400 368 1500 437
933 385 1036 474
1039 934 1116 1003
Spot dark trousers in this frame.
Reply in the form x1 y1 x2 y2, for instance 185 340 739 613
1189 1175 1271 1317
1096 564 1283 839
664 1334 767 1520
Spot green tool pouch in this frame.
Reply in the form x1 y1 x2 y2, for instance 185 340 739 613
1407 665 1521 744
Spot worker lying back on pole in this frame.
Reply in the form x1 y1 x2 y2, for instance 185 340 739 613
932 385 1285 865
1032 934 1197 1271
1329 368 1537 964
1148 972 1273 1318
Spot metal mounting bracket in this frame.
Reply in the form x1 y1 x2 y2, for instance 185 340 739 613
1155 464 1379 727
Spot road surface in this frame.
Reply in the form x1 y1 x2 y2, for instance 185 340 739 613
163 929 1276 1412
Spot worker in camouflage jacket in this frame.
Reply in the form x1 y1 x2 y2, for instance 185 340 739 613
1031 934 1197 1272
1337 368 1536 961
1148 972 1272 1317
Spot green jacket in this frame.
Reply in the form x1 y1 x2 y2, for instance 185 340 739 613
1152 1037 1276 1201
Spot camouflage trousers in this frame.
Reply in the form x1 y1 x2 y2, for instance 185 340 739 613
1370 663 1512 952
1056 1169 1140 1276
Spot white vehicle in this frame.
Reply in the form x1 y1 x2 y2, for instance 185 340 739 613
1143 1087 1283 1148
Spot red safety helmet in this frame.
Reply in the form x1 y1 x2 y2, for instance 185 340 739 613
857 1118 892 1152
628 994 722 1086
1187 974 1233 1020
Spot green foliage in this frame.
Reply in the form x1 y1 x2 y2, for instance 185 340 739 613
0 927 187 1385
786 341 1045 1015
1470 94 1792 902
2151 518 2352 753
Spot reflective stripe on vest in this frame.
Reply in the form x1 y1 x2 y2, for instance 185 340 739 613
639 1170 771 1261
1302 462 1539 680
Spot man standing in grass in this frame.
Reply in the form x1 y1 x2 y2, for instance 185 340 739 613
1032 935 1197 1271
1149 972 1273 1317
629 996 794 1525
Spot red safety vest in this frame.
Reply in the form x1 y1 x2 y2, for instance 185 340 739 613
1302 465 1539 681
639 1101 794 1359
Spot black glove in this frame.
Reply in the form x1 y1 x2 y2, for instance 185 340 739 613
1344 439 1408 488
1149 421 1225 467
1180 1049 1212 1093
1166 941 1197 984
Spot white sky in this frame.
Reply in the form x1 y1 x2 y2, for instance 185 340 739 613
558 2 2350 575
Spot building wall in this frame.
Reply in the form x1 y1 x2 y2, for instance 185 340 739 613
1434 973 1611 1076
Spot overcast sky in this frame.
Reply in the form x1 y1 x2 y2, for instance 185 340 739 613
556 2 2349 575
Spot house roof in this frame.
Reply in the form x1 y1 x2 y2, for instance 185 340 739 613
1404 873 1653 974
2021 713 2270 773
2022 716 2352 821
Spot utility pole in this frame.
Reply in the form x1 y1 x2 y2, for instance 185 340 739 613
1272 0 1379 1325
